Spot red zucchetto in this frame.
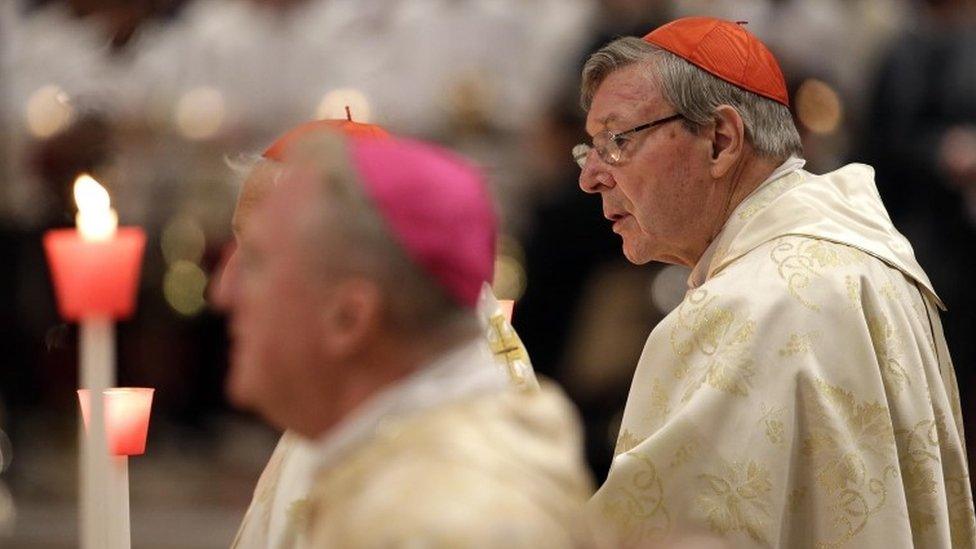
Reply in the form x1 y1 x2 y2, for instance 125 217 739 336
643 17 789 106
263 117 390 161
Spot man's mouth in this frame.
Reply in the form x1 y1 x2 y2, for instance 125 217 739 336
606 211 630 232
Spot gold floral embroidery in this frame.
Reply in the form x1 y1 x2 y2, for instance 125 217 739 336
286 498 313 535
779 332 818 357
800 378 898 548
879 281 901 301
770 238 861 311
788 487 807 514
670 288 756 401
935 367 976 544
845 276 861 308
614 378 671 458
633 378 673 437
895 418 942 533
670 440 701 469
946 475 976 545
737 172 803 221
615 429 644 457
670 289 732 378
904 463 940 529
602 454 671 544
697 460 773 544
894 412 976 541
759 403 786 445
647 378 671 429
866 315 910 395
934 409 952 451
898 415 942 464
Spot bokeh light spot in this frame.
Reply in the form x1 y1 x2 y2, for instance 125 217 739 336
175 87 225 140
796 79 843 135
163 260 208 317
26 85 74 138
316 88 371 122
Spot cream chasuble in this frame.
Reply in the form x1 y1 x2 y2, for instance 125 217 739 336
231 294 592 548
589 160 976 548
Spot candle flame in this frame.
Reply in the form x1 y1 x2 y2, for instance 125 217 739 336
73 174 118 241
73 174 111 212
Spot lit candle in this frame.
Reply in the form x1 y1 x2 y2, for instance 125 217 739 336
44 176 144 320
42 175 146 549
74 174 118 241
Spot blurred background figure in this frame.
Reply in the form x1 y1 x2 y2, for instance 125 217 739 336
2 0 593 545
1 0 974 546
217 130 593 548
864 0 976 476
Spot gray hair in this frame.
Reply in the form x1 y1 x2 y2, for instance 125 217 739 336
581 36 802 160
224 153 264 177
285 133 479 338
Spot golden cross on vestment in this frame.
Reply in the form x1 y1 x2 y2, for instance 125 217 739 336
487 314 529 384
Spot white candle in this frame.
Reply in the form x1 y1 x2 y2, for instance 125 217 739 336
73 174 126 549
80 319 114 549
109 455 130 549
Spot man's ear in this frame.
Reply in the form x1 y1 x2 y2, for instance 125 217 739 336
320 278 384 360
708 105 745 179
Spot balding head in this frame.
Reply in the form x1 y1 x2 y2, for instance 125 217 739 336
215 130 484 438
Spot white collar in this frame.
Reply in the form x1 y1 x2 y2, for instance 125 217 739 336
266 337 508 546
301 336 508 469
689 155 806 288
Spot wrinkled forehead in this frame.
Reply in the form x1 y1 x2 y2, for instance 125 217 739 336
242 165 328 256
585 61 665 134
260 165 323 221
235 130 355 235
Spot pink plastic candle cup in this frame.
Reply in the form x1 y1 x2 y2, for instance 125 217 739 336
77 388 154 457
43 227 146 321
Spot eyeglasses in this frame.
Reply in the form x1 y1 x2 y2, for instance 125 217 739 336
572 113 685 169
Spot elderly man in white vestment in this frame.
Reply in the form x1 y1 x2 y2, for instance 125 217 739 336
575 16 976 548
213 122 594 548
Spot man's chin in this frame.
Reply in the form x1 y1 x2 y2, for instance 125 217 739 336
224 377 252 411
225 382 286 431
621 239 654 265
224 361 259 412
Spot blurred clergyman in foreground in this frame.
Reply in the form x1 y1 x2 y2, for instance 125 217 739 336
575 17 976 548
212 122 593 548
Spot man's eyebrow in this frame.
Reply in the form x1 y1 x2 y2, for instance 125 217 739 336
586 112 620 136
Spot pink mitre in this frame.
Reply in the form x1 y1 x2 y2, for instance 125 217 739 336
348 137 497 309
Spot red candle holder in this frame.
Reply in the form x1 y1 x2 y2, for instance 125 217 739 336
43 228 146 321
78 388 154 457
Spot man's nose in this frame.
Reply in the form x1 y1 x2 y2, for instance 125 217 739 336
579 152 612 194
209 243 238 311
